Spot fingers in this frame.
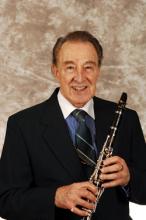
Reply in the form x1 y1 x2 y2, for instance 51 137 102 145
54 156 130 217
78 181 98 194
70 197 95 217
101 163 123 173
103 155 124 167
100 156 130 188
70 205 92 217
55 181 97 217
101 178 126 188
78 187 97 202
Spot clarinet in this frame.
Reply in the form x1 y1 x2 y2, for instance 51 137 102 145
83 92 127 220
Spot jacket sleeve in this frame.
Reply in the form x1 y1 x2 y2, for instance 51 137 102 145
0 116 57 220
128 111 146 204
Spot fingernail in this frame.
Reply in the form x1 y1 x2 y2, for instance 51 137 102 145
87 210 92 216
101 168 104 173
100 174 103 179
101 183 105 188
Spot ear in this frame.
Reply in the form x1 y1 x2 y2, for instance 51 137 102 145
51 64 59 79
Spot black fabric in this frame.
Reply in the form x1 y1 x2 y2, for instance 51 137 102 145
0 88 146 220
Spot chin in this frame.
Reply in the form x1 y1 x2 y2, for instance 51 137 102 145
71 97 90 108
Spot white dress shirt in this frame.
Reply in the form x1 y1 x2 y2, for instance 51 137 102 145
57 90 95 120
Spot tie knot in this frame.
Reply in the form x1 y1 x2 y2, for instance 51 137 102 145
72 109 87 122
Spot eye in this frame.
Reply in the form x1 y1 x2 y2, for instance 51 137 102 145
84 65 93 71
67 65 74 70
65 65 75 72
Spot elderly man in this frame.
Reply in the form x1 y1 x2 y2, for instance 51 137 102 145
0 31 146 220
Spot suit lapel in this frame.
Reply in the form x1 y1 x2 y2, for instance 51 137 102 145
40 91 116 181
93 97 115 154
40 89 84 181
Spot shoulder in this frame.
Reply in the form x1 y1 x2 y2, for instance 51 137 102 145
8 99 49 127
93 96 116 109
8 88 59 124
93 95 138 119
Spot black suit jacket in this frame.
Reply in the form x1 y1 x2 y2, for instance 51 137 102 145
0 88 146 220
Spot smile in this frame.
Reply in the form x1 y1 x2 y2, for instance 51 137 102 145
72 86 87 91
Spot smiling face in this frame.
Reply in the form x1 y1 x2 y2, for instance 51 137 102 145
52 41 100 108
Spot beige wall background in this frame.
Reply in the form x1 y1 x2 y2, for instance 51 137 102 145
0 0 146 219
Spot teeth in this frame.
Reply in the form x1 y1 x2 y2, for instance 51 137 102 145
75 87 85 90
73 86 86 91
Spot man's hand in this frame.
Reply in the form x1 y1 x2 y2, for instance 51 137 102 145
100 156 130 188
55 181 97 217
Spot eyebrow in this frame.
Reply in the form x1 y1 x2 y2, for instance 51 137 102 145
63 61 75 65
63 61 97 65
84 61 97 65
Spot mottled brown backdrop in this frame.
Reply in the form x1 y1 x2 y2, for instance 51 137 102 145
0 0 146 219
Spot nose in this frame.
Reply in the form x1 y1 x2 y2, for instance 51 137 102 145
74 67 84 82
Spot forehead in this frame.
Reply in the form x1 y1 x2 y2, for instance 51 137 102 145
57 41 98 63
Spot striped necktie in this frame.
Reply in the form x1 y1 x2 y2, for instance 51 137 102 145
72 109 96 170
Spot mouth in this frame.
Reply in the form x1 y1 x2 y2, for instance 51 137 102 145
72 85 88 91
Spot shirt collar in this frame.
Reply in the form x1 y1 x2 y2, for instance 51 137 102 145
57 90 95 119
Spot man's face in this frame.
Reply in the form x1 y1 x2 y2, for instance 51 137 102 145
52 41 100 107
